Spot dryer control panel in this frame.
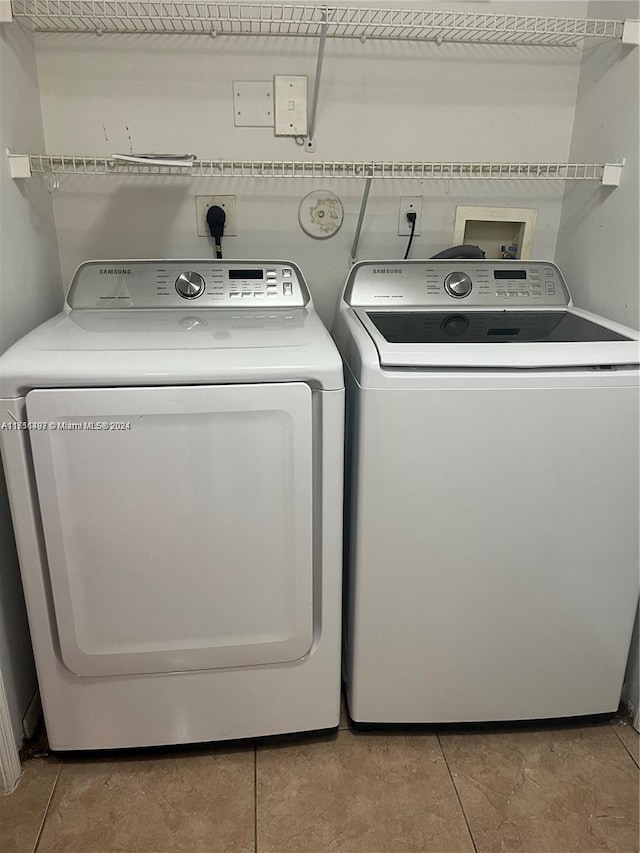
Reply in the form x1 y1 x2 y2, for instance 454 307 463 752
344 261 571 308
67 260 310 309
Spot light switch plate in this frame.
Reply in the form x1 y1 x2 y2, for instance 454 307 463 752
274 76 308 136
232 81 274 127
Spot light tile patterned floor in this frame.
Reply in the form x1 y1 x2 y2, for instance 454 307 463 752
2 710 638 853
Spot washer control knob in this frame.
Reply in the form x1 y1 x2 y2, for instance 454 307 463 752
441 315 470 337
175 271 205 299
444 271 473 299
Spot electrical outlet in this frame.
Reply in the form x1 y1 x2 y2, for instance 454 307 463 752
195 196 237 238
398 196 422 237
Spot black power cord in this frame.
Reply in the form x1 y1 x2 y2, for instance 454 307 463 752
404 210 417 259
206 205 226 259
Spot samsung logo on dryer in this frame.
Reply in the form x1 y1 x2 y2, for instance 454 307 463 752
99 268 132 275
372 267 403 274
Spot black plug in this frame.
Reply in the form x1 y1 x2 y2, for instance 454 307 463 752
206 205 226 259
404 210 417 260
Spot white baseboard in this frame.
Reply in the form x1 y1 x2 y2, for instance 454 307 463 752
0 674 22 795
22 689 42 741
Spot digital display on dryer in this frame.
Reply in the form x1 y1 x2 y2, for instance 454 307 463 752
229 269 264 279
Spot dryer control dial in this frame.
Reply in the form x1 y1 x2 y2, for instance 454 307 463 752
444 271 473 299
175 271 205 299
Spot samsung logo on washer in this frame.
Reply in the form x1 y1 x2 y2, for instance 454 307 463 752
373 268 403 274
99 268 132 275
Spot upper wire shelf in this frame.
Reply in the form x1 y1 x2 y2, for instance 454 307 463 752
11 154 623 184
9 2 630 45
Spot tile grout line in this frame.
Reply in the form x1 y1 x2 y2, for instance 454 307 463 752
609 721 639 769
436 732 479 853
32 763 62 853
253 743 258 853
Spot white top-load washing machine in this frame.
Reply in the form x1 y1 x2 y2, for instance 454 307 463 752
334 259 639 725
0 260 344 750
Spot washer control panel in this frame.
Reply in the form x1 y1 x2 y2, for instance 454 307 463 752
67 261 310 308
344 261 571 308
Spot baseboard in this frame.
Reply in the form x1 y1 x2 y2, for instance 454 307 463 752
22 689 42 741
634 707 640 734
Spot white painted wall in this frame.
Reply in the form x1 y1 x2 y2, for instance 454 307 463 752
35 0 586 325
556 1 639 327
556 0 640 725
0 21 62 747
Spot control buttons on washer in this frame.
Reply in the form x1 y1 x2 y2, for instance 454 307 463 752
544 268 554 276
282 267 292 278
444 272 473 299
175 271 205 299
283 281 293 296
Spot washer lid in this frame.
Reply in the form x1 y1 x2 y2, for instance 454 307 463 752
355 308 640 369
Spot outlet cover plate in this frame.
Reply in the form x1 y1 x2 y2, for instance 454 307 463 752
232 81 274 127
195 196 237 238
398 196 422 236
274 75 308 136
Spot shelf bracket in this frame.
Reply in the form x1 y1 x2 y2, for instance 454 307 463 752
0 0 13 22
305 7 328 153
622 20 640 45
601 160 625 187
350 173 374 266
7 150 32 179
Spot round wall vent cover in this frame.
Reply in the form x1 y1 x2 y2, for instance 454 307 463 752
298 190 344 239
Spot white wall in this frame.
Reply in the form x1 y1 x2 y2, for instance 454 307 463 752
556 1 639 327
35 0 586 325
0 21 62 746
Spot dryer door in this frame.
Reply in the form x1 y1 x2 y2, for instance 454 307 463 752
26 383 314 676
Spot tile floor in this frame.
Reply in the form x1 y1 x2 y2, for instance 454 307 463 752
2 703 638 853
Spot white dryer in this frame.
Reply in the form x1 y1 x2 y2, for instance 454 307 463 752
334 260 639 725
0 260 344 750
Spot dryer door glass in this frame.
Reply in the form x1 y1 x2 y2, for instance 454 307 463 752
26 383 314 677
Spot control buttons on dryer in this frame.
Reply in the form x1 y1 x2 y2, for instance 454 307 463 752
444 272 473 299
175 271 205 299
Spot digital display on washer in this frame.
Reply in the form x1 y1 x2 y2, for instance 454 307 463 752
494 270 527 280
229 269 264 279
366 311 632 343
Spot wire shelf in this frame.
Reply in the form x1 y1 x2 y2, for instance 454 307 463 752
22 155 613 180
10 2 626 45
